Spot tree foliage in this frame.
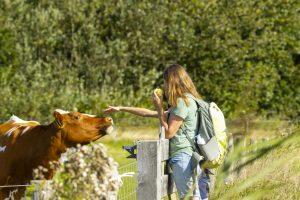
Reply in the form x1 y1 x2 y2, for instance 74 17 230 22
0 0 299 123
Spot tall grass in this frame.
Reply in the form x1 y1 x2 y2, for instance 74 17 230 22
212 126 300 200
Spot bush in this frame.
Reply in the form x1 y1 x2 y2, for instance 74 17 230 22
0 0 298 123
33 143 121 200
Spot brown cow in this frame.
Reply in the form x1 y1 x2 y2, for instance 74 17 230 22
0 109 113 200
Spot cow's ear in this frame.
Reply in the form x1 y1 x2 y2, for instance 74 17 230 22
53 111 64 128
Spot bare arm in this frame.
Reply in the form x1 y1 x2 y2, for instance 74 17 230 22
156 105 183 139
119 106 158 117
103 106 167 118
153 93 183 139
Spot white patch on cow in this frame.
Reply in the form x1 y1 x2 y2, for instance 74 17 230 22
21 126 31 135
3 115 38 137
5 126 20 137
8 115 39 125
83 114 96 117
55 109 70 114
0 145 6 153
9 115 25 123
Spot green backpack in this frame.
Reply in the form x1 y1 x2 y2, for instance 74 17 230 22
184 95 228 169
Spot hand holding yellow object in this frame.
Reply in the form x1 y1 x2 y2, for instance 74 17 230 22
152 88 164 109
154 88 163 100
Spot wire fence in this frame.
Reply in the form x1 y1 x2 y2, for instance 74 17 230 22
0 185 28 200
1 161 138 200
118 161 138 200
0 181 53 200
0 184 33 199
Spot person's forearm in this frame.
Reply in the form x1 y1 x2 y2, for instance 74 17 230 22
157 106 178 139
119 107 158 118
157 106 168 131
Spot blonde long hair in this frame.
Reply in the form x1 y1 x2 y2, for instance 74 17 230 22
163 64 200 107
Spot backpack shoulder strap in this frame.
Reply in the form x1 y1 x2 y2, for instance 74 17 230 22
185 94 214 139
179 94 201 153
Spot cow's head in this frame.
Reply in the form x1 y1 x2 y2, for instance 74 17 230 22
53 109 113 146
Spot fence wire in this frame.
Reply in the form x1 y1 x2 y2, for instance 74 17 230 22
0 184 30 199
118 161 137 200
0 182 52 200
1 162 138 200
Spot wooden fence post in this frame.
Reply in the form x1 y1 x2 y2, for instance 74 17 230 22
137 140 162 200
137 138 176 200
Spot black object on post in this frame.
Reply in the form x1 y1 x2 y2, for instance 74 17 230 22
122 145 137 159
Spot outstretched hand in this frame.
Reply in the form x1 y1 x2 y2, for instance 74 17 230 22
103 106 120 114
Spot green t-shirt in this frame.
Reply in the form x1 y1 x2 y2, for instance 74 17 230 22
169 94 198 158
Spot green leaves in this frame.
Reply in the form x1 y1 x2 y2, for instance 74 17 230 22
0 0 298 123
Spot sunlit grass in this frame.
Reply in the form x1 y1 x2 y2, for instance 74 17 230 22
99 121 299 200
212 126 300 200
100 126 158 165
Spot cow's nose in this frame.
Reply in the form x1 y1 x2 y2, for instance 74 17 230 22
106 117 113 123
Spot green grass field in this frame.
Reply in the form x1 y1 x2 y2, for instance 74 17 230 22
100 120 299 200
100 126 158 165
212 128 300 200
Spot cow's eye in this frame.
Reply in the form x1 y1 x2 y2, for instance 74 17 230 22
69 113 80 120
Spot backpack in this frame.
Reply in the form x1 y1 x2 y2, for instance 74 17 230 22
184 95 228 169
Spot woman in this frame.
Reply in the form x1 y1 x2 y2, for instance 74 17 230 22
104 64 210 200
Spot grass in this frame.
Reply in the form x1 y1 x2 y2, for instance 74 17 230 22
99 120 299 200
100 126 158 165
212 126 300 200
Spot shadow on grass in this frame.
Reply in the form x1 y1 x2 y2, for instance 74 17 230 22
212 127 299 200
223 132 297 175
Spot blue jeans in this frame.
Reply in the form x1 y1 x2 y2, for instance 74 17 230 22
169 152 210 199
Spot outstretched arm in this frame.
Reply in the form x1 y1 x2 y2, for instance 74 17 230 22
103 106 162 118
